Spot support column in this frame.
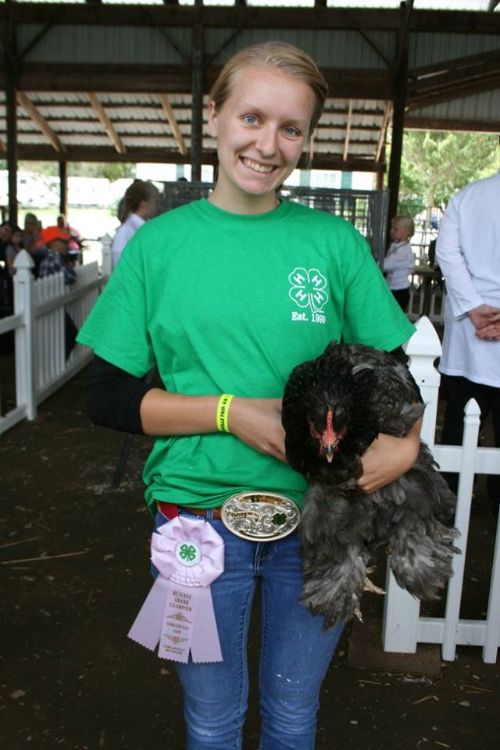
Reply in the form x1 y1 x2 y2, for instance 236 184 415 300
386 1 413 238
4 22 18 224
191 24 204 183
59 161 68 217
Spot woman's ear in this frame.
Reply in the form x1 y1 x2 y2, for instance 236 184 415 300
208 101 218 138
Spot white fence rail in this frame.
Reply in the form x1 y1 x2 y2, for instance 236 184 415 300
383 316 500 664
0 249 106 436
407 268 445 325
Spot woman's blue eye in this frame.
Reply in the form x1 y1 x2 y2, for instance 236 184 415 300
243 115 258 125
284 126 301 137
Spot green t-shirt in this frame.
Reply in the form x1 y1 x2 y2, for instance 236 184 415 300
78 198 415 513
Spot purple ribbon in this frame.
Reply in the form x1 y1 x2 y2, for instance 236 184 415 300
128 515 224 663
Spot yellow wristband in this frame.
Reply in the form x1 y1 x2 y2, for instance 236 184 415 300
216 394 234 433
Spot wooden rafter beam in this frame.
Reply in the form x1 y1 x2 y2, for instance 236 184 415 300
16 91 66 153
87 92 126 155
15 144 386 173
409 48 500 89
405 115 500 134
5 64 392 100
342 99 354 162
376 101 393 162
158 94 187 156
5 6 500 33
408 72 500 110
0 137 5 153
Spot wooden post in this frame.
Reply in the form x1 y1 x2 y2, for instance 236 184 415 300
4 19 18 224
59 160 68 217
386 1 413 238
191 24 204 183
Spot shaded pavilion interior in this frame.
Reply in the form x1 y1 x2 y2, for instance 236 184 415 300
1 0 499 224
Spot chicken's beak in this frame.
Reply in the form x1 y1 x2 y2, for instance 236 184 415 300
321 408 339 463
324 443 335 463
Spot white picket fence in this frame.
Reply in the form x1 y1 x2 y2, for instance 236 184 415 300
383 316 500 664
0 249 106 435
407 269 445 325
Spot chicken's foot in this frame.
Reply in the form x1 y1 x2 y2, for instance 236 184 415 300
363 576 385 595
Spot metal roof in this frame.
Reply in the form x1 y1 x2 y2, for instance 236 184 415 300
0 2 499 171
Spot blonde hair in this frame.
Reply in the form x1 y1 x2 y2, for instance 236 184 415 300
392 215 415 237
209 41 328 136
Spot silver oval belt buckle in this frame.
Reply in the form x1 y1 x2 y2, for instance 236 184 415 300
221 491 300 542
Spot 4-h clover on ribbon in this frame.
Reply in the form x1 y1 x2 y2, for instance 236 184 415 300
288 267 328 313
179 544 197 562
175 540 201 567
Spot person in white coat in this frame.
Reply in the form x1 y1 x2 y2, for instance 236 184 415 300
436 172 500 516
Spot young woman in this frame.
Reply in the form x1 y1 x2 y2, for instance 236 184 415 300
78 42 420 750
111 179 160 267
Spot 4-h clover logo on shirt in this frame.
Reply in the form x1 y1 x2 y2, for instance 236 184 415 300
288 267 329 313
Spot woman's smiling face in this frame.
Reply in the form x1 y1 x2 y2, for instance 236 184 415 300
208 65 316 214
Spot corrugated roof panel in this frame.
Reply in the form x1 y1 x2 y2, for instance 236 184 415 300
410 32 500 69
98 93 160 106
410 88 500 124
58 134 118 147
19 25 191 65
115 121 170 135
18 133 52 145
33 104 95 120
204 28 395 70
100 106 162 122
121 135 190 148
27 92 89 105
48 120 105 134
17 119 41 134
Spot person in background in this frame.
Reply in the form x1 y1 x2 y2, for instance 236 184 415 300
1 224 24 310
38 226 78 357
77 41 420 749
38 226 77 287
436 172 500 517
22 212 41 256
111 179 160 268
0 220 14 267
383 215 415 312
0 220 15 311
5 224 24 276
57 214 83 262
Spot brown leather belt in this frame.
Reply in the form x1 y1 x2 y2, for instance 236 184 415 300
157 501 222 521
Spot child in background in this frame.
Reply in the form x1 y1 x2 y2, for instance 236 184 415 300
384 215 415 311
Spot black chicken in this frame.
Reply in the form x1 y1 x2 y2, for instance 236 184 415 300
282 341 459 627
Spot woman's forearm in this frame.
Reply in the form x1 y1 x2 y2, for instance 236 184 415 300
139 389 220 436
140 390 286 461
358 416 422 493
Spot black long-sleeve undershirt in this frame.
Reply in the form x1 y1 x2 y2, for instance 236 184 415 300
85 355 156 434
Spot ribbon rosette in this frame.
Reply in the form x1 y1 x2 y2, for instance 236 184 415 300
128 515 225 663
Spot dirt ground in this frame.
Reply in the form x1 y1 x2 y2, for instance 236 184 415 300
0 361 499 750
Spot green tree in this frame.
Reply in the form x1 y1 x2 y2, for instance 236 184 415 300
16 161 135 180
398 131 499 214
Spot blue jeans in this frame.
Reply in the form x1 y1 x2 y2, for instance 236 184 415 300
154 511 344 750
